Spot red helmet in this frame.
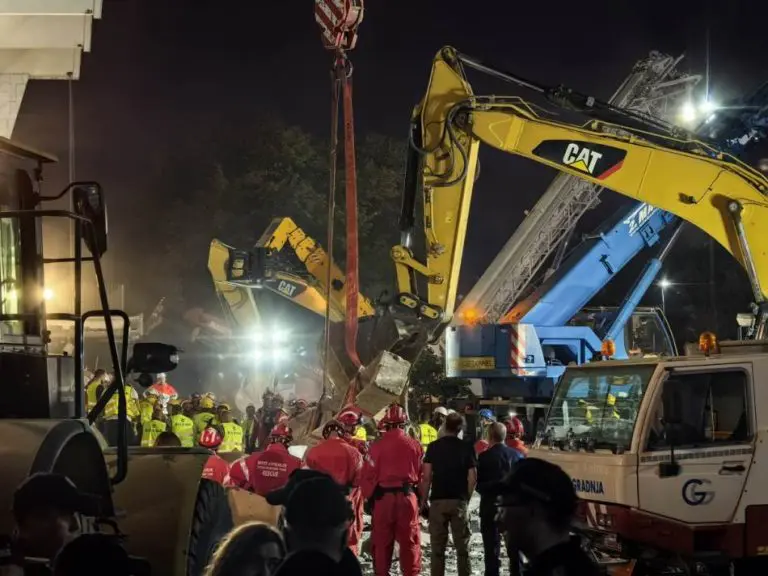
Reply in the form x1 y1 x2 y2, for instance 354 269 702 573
377 416 389 431
337 405 362 430
276 408 290 424
199 426 223 450
322 419 346 439
505 416 524 439
384 403 408 426
268 423 293 445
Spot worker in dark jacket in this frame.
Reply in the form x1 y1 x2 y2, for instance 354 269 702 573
495 458 599 576
476 422 523 576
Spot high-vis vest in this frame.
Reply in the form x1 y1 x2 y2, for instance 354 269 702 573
193 412 217 440
85 380 102 412
103 386 140 421
141 419 167 447
419 423 438 449
220 422 244 453
171 414 195 448
139 400 154 425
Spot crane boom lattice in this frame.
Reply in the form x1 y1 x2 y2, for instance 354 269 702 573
457 52 701 325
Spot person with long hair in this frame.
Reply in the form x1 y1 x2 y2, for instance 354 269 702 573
204 522 285 576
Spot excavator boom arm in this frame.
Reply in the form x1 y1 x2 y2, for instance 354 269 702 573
397 47 768 337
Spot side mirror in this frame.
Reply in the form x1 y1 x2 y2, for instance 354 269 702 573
658 460 681 478
73 184 108 258
127 342 180 374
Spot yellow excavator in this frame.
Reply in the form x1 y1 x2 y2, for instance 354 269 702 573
208 216 374 329
0 138 233 576
368 46 768 369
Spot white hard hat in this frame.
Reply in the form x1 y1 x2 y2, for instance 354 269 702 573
434 406 449 416
447 409 457 414
157 373 166 380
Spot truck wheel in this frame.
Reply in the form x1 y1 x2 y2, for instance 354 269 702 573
186 480 234 576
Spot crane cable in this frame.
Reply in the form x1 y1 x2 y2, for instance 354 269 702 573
321 66 342 401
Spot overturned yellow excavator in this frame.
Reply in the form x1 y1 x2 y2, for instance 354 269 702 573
208 217 409 440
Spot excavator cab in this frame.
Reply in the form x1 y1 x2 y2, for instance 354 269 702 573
0 137 232 575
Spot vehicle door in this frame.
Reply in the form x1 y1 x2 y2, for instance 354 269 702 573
637 365 754 523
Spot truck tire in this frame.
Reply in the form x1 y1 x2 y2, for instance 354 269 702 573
186 480 234 576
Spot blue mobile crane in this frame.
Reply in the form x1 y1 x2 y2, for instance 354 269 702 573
445 201 680 400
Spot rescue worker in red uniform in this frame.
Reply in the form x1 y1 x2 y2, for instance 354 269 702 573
230 423 301 495
362 403 423 576
337 405 368 555
199 426 231 485
304 419 363 553
505 416 528 457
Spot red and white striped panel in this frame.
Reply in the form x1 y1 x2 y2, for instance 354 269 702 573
509 324 527 368
315 0 345 48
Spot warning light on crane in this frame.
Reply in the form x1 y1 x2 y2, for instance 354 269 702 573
601 339 616 358
698 331 719 355
460 308 481 324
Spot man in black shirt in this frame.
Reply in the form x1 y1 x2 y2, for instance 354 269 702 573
495 458 599 576
420 412 477 576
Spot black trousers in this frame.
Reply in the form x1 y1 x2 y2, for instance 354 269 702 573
480 511 521 576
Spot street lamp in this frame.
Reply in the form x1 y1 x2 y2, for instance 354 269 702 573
658 278 672 315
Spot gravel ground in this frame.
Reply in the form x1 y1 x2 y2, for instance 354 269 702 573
358 494 515 576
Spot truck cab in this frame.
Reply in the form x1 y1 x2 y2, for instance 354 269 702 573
530 338 768 571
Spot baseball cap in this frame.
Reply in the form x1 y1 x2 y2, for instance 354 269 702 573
265 469 329 506
13 473 102 522
491 458 577 518
53 534 150 576
283 475 353 529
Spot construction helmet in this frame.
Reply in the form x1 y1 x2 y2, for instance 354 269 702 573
322 419 346 439
199 426 223 450
433 406 449 417
204 392 216 401
337 405 362 430
385 403 408 426
505 416 524 439
169 398 182 407
145 394 158 405
218 402 231 412
200 396 215 410
289 398 308 412
268 423 293 445
478 408 495 421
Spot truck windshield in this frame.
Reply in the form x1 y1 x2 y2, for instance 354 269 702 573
542 364 657 453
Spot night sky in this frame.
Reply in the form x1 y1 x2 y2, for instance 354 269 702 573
13 0 768 313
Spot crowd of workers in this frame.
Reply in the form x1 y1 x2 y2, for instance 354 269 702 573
63 370 599 576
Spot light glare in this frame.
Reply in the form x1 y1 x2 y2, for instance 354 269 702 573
680 101 697 123
658 278 672 289
43 288 54 301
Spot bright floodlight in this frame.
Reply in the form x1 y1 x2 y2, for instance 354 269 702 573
272 348 289 361
658 278 672 289
251 331 264 343
273 328 290 343
700 98 718 115
680 101 697 123
252 349 263 362
43 288 54 301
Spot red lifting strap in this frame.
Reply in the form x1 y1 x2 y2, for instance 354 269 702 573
341 65 361 369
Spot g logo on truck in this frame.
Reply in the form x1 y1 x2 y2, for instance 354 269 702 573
682 478 714 506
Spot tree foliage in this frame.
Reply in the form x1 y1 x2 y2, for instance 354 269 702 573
408 346 472 406
146 117 406 311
